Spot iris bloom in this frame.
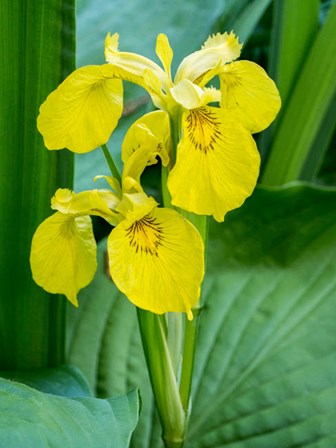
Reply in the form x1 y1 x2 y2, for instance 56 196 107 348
31 112 204 319
38 32 280 222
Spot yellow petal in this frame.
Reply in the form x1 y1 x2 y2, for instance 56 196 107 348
122 147 159 190
174 31 242 85
51 188 121 226
30 212 97 306
116 192 157 221
156 33 173 80
122 110 170 166
108 207 204 317
104 33 168 109
170 79 221 109
37 65 123 153
168 106 260 222
219 60 281 133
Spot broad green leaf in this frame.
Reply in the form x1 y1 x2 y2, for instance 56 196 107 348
186 183 336 446
1 365 92 397
261 3 336 185
0 0 75 368
259 0 319 159
68 183 336 447
269 0 319 106
0 376 139 448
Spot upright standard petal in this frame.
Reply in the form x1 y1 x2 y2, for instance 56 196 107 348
156 33 173 80
30 212 97 306
108 207 204 318
37 65 123 153
105 33 169 108
168 106 260 222
174 32 242 85
219 61 281 133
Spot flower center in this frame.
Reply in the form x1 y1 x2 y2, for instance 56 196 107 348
125 214 164 256
186 107 222 153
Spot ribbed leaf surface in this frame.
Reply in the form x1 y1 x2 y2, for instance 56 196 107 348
68 184 336 447
0 373 139 448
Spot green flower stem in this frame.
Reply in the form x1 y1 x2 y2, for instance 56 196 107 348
178 212 207 414
167 312 183 376
137 309 186 447
101 144 121 183
179 311 199 412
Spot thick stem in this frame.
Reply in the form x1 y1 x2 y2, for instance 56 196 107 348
137 309 186 446
179 311 199 413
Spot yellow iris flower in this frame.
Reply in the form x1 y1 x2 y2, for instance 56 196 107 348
30 129 204 319
37 31 280 222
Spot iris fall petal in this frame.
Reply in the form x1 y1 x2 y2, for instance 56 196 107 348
168 106 260 222
37 65 123 153
219 60 281 133
30 212 97 306
108 207 204 317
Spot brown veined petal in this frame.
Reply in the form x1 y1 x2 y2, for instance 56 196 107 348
37 65 123 153
167 106 260 222
108 207 204 318
219 60 281 133
30 212 97 306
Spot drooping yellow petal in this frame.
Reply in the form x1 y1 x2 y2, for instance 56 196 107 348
37 65 123 153
30 212 97 306
51 188 121 226
168 106 260 222
108 207 204 317
156 33 173 80
104 33 169 109
174 32 242 85
122 110 170 166
219 60 281 133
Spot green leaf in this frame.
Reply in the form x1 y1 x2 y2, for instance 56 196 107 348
269 0 319 107
68 183 336 447
0 0 75 368
1 365 92 397
0 375 139 448
227 0 272 44
186 183 336 446
261 3 336 185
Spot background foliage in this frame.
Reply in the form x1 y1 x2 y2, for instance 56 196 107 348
0 0 335 446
